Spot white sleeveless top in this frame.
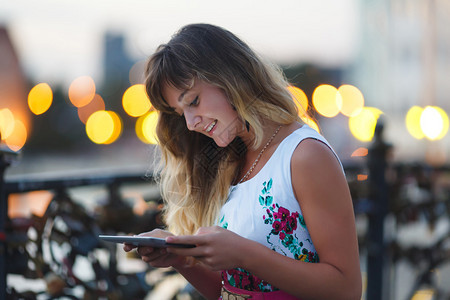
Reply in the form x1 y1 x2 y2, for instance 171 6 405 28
218 125 343 292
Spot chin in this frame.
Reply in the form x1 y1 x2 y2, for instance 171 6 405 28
213 137 232 148
214 141 229 148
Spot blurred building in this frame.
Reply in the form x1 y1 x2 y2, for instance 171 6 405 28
103 32 135 94
0 27 30 138
347 0 450 163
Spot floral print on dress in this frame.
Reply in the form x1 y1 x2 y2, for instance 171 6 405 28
221 178 319 292
222 268 275 292
219 214 228 229
262 178 319 263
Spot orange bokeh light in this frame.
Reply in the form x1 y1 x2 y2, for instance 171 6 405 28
8 191 53 218
77 94 106 124
0 108 15 140
287 86 308 118
68 76 96 108
351 147 368 157
357 174 368 181
5 119 27 151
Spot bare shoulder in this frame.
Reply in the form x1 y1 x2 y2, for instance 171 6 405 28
290 137 351 214
290 137 349 207
291 138 343 175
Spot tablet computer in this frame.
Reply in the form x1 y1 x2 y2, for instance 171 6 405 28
99 235 195 248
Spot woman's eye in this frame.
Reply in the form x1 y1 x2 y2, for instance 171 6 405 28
189 96 199 106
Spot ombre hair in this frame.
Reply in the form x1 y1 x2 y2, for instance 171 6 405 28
145 23 300 235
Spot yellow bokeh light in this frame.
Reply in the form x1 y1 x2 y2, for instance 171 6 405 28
142 111 159 144
420 106 449 141
406 106 425 139
287 86 308 118
123 84 151 117
28 83 53 115
136 110 158 144
349 107 382 142
0 108 15 140
135 114 148 144
5 119 27 151
434 106 449 140
312 84 341 118
301 116 320 133
77 94 105 124
338 85 364 117
411 289 435 300
104 111 122 144
86 110 122 144
68 76 96 108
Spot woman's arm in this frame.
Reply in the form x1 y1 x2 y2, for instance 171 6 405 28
244 139 362 299
167 138 362 300
173 262 223 300
294 138 362 298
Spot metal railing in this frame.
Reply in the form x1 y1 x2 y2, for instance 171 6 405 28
1 128 450 299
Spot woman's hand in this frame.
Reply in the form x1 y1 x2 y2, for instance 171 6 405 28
123 229 188 269
166 226 248 271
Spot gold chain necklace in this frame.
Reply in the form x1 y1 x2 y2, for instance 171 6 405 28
236 125 282 185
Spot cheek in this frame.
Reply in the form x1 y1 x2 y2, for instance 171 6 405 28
211 91 234 114
213 123 240 147
224 111 241 130
218 102 238 120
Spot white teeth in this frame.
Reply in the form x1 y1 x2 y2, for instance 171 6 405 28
206 120 217 132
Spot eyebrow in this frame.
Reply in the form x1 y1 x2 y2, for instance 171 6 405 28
178 89 188 103
168 89 188 115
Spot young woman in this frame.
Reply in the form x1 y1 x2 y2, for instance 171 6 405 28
124 23 362 300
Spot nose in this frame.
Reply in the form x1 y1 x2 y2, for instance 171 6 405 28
184 111 201 131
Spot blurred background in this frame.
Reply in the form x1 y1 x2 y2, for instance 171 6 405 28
1 0 450 299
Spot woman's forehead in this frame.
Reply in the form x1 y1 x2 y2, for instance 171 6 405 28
161 82 188 109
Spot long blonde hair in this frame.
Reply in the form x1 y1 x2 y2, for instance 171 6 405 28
145 24 300 234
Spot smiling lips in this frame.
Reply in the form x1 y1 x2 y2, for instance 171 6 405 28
205 120 217 134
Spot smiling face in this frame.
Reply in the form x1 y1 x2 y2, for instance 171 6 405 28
163 80 244 147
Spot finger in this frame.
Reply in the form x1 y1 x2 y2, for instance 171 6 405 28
141 248 163 258
137 229 171 238
141 252 165 262
166 234 206 246
123 243 136 252
141 249 170 264
166 244 205 258
137 246 156 256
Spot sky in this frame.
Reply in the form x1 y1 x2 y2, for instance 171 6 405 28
0 0 360 87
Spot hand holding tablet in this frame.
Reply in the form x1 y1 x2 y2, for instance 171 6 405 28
99 235 195 248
